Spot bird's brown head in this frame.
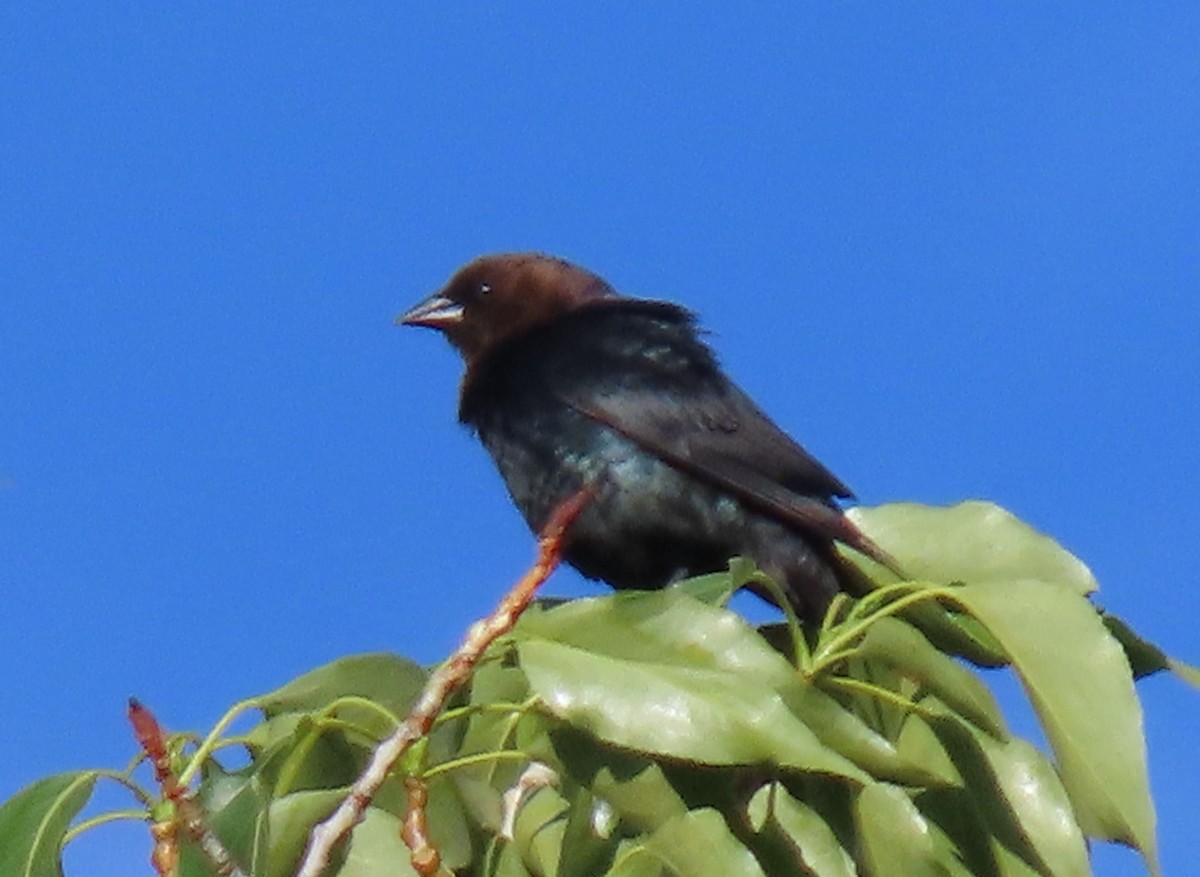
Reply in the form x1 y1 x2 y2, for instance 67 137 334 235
398 253 618 362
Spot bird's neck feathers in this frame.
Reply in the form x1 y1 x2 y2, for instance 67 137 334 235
456 298 701 425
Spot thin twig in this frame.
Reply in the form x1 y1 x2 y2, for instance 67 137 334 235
294 483 595 877
128 699 249 877
401 776 444 876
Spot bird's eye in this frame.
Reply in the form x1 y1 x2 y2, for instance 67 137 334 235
478 283 492 297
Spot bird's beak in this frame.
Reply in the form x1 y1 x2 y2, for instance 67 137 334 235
395 292 464 329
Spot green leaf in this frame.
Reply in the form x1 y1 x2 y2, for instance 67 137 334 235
251 714 364 796
520 589 943 782
925 702 1089 877
521 638 868 781
903 603 1010 670
493 840 537 877
455 659 539 809
511 785 570 877
855 616 1007 738
422 775 475 870
847 502 1098 596
747 783 857 877
257 652 427 720
0 772 96 877
894 714 960 788
516 589 799 681
669 559 746 605
842 501 1101 667
186 761 267 875
459 660 533 755
257 789 344 877
1101 614 1169 679
899 708 1089 877
913 787 1013 877
612 809 766 877
954 582 1159 873
547 736 687 835
606 840 666 877
853 783 941 877
338 805 420 877
557 785 619 877
201 788 463 877
784 679 948 786
519 590 873 779
244 711 308 752
1103 613 1200 688
340 811 424 877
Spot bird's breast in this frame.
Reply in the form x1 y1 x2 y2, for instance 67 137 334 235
474 397 750 583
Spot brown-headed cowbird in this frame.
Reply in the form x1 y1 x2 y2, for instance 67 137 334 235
399 253 895 620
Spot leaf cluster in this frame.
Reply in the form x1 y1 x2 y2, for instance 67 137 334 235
1 502 1195 877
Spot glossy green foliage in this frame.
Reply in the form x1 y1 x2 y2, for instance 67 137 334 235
3 503 1194 876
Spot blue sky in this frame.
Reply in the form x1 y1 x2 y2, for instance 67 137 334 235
2 6 1196 875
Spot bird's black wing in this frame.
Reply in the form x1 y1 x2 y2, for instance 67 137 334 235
544 300 896 568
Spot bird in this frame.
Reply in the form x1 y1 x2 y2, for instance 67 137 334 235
398 253 896 621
